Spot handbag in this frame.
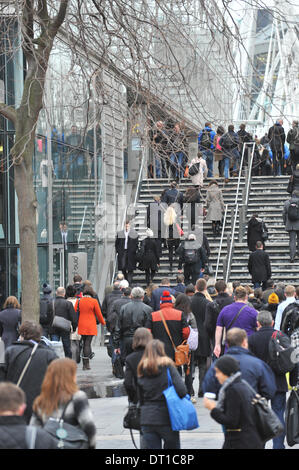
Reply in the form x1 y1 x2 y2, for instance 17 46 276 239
52 315 72 333
187 327 198 351
123 403 141 431
163 368 199 431
158 310 190 370
286 388 299 446
43 400 89 449
243 381 284 442
261 221 268 241
204 263 214 276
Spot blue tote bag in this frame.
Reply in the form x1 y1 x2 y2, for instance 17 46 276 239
163 368 199 431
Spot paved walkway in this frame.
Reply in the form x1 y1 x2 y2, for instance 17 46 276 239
71 345 299 450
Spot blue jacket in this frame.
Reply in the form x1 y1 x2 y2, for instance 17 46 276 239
198 126 216 150
202 346 276 400
150 286 177 312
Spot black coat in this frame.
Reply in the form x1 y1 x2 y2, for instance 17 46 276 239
204 293 234 346
248 326 288 393
115 229 139 271
268 123 286 152
124 347 145 403
248 249 272 283
0 341 58 423
210 376 263 449
0 307 22 349
101 288 123 319
106 296 132 333
51 296 77 334
140 237 160 271
137 364 187 426
113 300 152 348
0 415 57 449
190 292 211 357
247 217 264 252
287 170 299 195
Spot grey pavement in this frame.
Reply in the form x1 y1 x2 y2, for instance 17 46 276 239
72 344 299 450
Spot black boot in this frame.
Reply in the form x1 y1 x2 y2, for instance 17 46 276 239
82 358 90 370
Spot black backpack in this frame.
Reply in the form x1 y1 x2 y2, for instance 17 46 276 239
281 302 299 337
188 162 200 176
39 298 51 325
184 248 197 264
268 330 296 375
288 201 299 222
200 130 212 149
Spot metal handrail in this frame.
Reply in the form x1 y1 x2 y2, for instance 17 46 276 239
215 204 228 280
224 141 256 282
78 205 87 245
134 146 146 207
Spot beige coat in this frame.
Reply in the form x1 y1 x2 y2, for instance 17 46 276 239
189 157 208 187
205 184 225 221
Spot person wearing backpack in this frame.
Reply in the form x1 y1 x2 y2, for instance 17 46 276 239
287 120 299 171
274 285 298 331
177 233 207 285
188 151 208 189
39 283 54 338
198 122 216 178
219 124 240 181
248 310 289 449
283 191 299 262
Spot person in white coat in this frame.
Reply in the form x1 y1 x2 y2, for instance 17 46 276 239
189 152 208 189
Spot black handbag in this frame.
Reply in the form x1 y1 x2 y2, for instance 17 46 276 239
244 381 284 442
123 403 141 431
43 400 89 449
286 388 299 446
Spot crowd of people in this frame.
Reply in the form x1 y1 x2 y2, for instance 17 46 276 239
149 119 299 180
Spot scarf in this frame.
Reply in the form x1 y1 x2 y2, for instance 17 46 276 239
216 371 242 412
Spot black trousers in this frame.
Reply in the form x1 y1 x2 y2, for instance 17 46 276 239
81 335 93 359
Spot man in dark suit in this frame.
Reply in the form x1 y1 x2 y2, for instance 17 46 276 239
115 221 138 285
248 241 272 290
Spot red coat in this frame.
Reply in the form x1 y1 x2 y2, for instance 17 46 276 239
75 297 105 336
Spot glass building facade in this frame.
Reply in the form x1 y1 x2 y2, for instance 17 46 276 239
0 23 108 305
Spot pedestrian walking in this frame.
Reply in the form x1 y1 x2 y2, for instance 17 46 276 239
137 339 188 449
174 294 197 402
0 321 57 423
268 119 286 176
248 310 288 449
139 228 161 286
177 233 207 285
124 328 153 449
213 126 225 177
203 355 264 449
30 358 97 448
75 285 105 370
51 287 77 359
145 290 190 362
203 327 276 401
150 278 177 312
113 287 152 361
190 279 211 397
283 191 299 262
248 241 272 290
188 152 208 189
198 122 216 178
219 125 240 181
205 180 225 237
39 283 54 338
287 120 299 171
274 285 298 331
247 212 267 252
0 296 22 349
213 286 258 358
0 382 57 449
115 221 139 285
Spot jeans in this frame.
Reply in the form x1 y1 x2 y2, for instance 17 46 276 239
231 147 241 172
141 425 180 449
203 149 213 177
170 152 185 180
51 332 72 358
271 392 286 449
223 156 230 179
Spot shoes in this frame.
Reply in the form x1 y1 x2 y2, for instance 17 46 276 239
224 178 229 183
82 358 91 370
290 258 295 263
89 352 95 360
198 391 204 398
190 396 197 404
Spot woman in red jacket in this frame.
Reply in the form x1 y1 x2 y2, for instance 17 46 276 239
75 286 105 370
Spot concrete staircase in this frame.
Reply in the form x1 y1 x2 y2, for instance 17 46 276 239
133 175 294 287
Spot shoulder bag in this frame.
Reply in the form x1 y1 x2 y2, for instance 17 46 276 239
159 310 190 370
221 304 247 353
52 301 72 333
243 380 284 443
43 400 89 449
163 367 199 431
17 343 39 387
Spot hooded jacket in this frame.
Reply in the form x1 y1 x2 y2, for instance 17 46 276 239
247 216 264 251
